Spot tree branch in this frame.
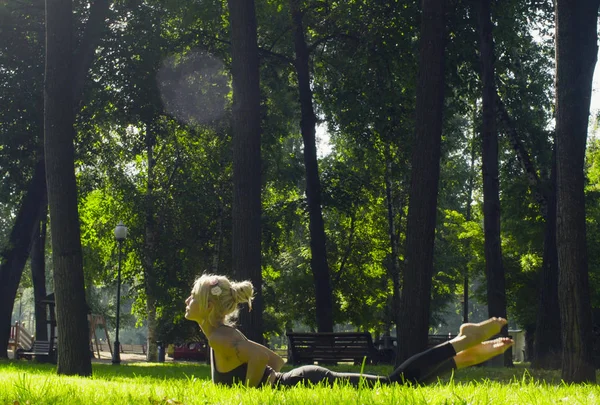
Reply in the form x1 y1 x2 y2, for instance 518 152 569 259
307 33 360 54
495 92 548 217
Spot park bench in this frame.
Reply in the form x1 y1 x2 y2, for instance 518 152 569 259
18 339 57 363
119 343 147 354
286 332 389 365
427 334 457 348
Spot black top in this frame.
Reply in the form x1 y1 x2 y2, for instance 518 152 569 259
210 348 272 386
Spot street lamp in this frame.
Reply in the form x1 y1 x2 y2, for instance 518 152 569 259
112 221 128 365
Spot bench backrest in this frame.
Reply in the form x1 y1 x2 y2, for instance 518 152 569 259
427 334 456 348
287 332 378 364
32 341 52 353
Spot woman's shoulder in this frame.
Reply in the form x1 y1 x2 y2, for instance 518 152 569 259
208 325 242 348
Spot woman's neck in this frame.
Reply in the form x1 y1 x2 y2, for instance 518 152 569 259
198 320 225 340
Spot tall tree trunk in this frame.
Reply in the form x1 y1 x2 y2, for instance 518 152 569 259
0 169 46 356
397 0 446 363
290 0 333 332
0 0 109 359
533 150 561 368
496 81 561 369
144 123 158 362
496 93 561 366
145 294 158 361
211 195 224 274
477 0 508 367
31 204 49 344
44 0 91 376
227 0 263 343
463 127 476 324
554 0 599 383
0 159 46 358
384 145 401 330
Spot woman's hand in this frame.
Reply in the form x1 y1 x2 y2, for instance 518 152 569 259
267 368 278 386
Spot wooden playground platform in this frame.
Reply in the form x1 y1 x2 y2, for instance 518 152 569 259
8 313 148 363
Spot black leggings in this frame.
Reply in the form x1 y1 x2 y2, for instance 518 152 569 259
274 342 457 388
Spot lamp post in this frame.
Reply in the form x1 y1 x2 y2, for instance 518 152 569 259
112 221 128 365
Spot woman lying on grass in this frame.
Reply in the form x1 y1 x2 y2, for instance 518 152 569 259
184 274 513 388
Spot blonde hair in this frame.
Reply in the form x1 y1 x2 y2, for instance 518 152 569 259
191 274 254 326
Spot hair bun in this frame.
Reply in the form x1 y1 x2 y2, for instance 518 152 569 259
230 280 254 310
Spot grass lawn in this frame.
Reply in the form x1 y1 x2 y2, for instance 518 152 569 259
1 359 599 404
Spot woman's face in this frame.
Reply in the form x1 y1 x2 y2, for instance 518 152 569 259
184 291 204 322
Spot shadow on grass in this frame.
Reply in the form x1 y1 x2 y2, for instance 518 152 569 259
318 362 566 385
0 359 212 382
93 361 212 381
442 363 564 385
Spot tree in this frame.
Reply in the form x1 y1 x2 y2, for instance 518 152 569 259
496 93 560 368
44 0 91 375
0 161 46 358
289 0 333 333
398 0 446 362
31 203 49 344
0 0 109 359
476 0 508 365
554 0 599 383
0 0 46 359
533 149 560 368
227 0 263 342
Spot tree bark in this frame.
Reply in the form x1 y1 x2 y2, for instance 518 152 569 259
555 0 599 383
397 0 446 363
477 0 508 367
146 294 158 361
290 0 334 332
144 123 158 362
463 128 476 324
384 145 401 330
44 0 92 376
31 203 49 344
533 150 561 369
227 0 264 342
0 159 47 358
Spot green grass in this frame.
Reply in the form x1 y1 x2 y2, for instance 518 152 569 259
1 360 599 404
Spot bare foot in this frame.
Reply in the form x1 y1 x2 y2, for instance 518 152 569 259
450 317 507 352
454 337 514 369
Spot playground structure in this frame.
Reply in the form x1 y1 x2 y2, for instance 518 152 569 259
9 293 120 362
15 294 58 362
88 313 113 358
9 321 34 353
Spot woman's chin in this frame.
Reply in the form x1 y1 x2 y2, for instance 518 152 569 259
185 313 198 322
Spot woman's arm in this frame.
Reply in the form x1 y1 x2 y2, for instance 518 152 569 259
238 334 285 371
265 347 285 371
244 349 270 387
232 339 271 387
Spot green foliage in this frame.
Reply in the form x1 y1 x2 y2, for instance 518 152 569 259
0 0 44 198
0 0 581 346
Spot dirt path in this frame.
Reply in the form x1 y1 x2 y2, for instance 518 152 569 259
8 349 174 364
